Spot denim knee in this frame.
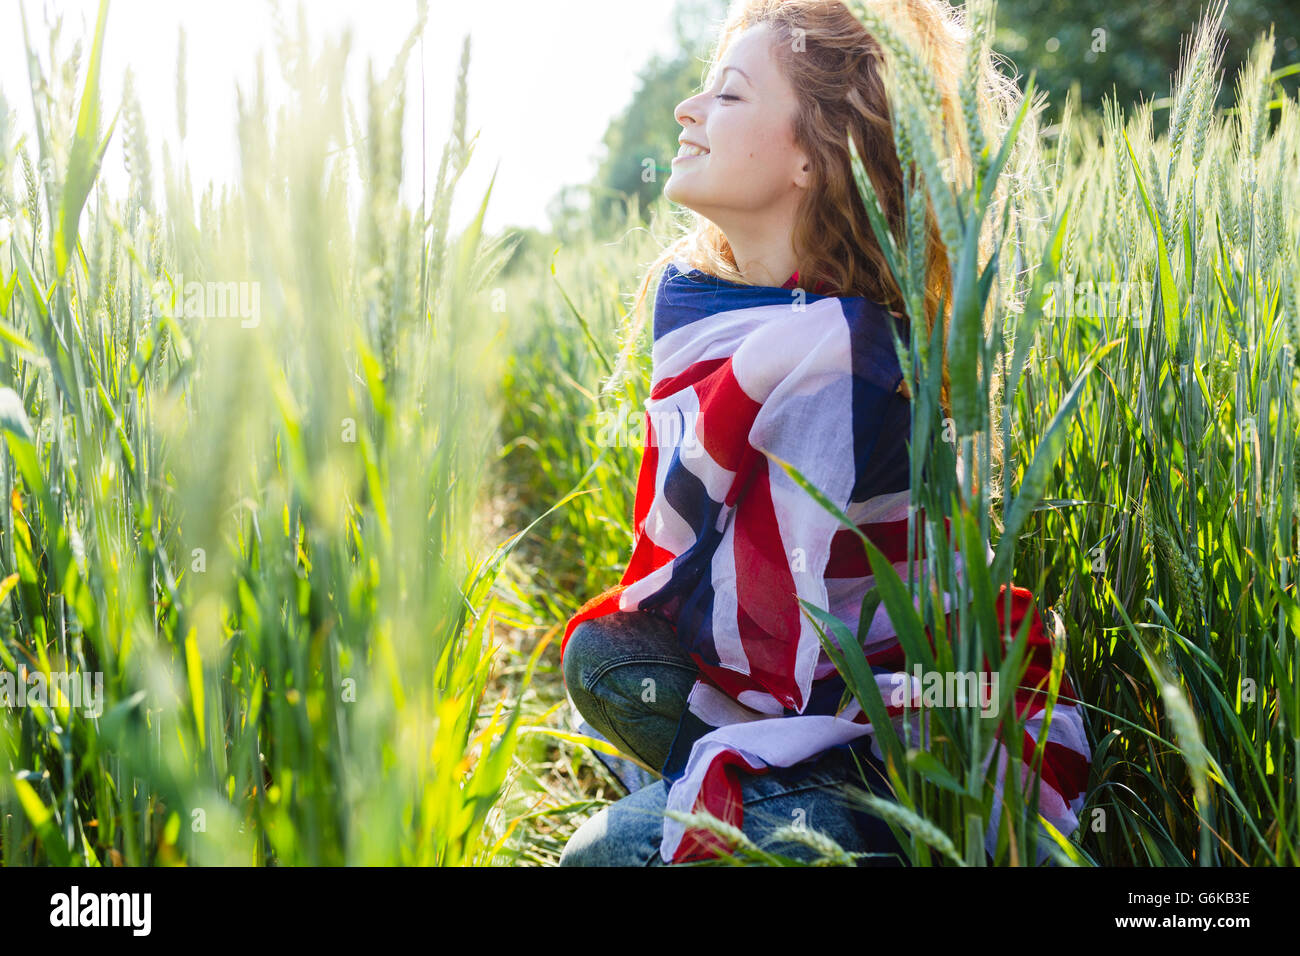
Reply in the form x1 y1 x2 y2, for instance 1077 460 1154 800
561 613 698 771
563 619 617 717
563 613 695 703
562 621 589 697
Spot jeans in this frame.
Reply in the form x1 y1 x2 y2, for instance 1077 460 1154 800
559 609 907 866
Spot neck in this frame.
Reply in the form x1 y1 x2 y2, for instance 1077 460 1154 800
721 216 800 288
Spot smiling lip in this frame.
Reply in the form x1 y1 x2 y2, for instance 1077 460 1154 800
675 140 710 163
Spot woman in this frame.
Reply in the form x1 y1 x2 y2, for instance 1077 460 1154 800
558 0 1092 866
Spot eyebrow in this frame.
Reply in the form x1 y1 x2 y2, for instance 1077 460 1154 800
721 65 753 86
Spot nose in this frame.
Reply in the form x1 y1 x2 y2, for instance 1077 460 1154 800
674 90 707 131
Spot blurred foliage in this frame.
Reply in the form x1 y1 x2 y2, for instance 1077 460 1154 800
994 0 1300 113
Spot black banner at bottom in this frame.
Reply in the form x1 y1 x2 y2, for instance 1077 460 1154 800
0 864 1289 942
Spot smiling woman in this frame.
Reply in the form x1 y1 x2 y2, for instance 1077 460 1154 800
665 24 813 290
558 0 1093 867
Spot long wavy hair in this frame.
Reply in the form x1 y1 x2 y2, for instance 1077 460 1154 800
605 0 1041 494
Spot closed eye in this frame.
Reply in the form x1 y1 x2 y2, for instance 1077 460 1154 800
714 93 739 102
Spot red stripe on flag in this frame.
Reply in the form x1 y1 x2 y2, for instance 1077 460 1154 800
674 749 763 862
630 413 659 538
650 357 729 401
623 537 676 591
692 359 762 474
693 657 769 701
1016 727 1092 805
824 514 923 577
733 466 804 710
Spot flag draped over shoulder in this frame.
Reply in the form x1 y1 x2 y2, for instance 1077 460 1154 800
561 260 1092 864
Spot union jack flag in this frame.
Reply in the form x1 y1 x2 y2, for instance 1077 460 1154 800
562 260 1092 864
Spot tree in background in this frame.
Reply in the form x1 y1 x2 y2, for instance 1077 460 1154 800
993 0 1298 112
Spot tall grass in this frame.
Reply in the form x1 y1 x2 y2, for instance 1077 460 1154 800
782 0 1300 865
0 0 537 865
1022 11 1300 865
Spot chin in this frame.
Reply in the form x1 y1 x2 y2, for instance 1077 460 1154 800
664 180 705 212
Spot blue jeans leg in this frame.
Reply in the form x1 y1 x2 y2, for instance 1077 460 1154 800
559 610 908 866
558 744 907 867
562 610 699 774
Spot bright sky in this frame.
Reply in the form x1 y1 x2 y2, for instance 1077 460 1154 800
0 0 687 235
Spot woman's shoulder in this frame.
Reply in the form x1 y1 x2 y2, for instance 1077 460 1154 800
652 259 710 340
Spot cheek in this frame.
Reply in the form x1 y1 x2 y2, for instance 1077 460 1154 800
715 121 761 166
716 119 793 183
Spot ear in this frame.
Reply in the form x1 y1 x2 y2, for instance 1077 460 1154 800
793 148 812 189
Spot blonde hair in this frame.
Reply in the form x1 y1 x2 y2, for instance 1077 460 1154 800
606 0 1039 489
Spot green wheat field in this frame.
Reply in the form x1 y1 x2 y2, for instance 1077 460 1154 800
0 0 1298 866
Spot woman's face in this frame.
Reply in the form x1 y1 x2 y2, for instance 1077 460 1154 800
665 22 810 229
